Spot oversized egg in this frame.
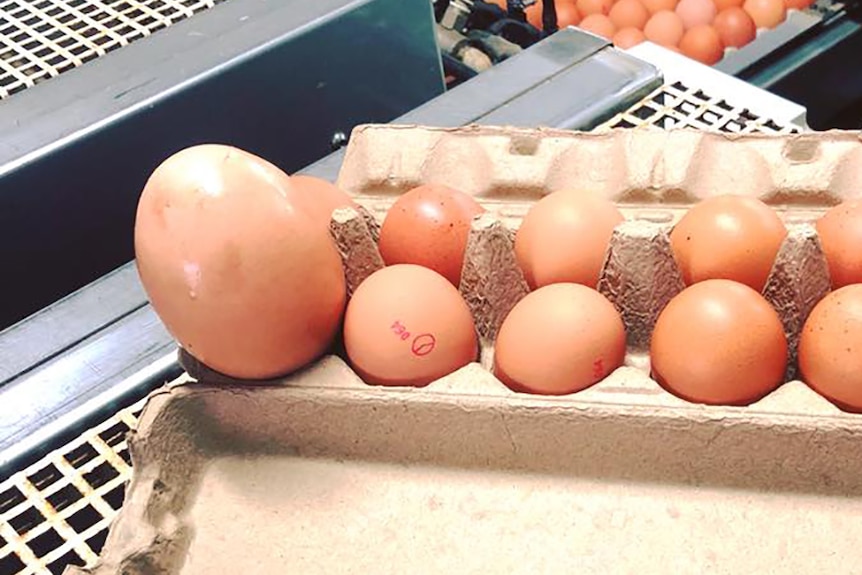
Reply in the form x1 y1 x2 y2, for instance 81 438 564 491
288 174 357 224
494 283 626 395
343 264 478 387
815 200 862 288
650 279 788 405
515 192 624 290
670 194 787 292
379 183 484 287
134 144 347 380
798 285 862 412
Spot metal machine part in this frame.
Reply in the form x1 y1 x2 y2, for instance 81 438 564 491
0 0 445 332
730 2 862 129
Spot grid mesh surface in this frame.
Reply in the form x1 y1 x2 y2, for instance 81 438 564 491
0 77 801 574
0 401 143 574
0 0 228 99
605 80 802 134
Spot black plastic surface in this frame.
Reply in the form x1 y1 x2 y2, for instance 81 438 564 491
0 0 444 331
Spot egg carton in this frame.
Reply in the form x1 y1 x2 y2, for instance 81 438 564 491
74 125 862 575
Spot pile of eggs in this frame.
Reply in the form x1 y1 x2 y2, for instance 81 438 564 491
134 143 862 413
490 0 814 65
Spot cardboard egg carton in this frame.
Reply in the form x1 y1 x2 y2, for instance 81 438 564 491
72 125 862 575
328 124 855 402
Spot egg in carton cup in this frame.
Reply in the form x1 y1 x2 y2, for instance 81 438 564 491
185 124 853 398
173 124 862 478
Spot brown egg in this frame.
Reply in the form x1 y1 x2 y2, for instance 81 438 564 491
670 195 787 292
644 10 686 46
609 0 650 30
642 0 679 14
556 1 583 26
494 284 626 395
676 0 718 28
288 174 357 224
379 183 484 287
515 192 625 290
798 285 862 412
743 0 786 27
815 200 862 288
613 26 647 48
651 279 788 405
713 7 757 47
579 13 617 38
714 0 744 10
343 264 478 387
134 144 347 379
577 0 613 16
679 25 725 64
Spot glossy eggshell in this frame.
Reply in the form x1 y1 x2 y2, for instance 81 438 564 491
343 264 478 387
670 195 787 292
613 26 647 48
134 144 347 380
579 13 617 38
493 283 626 395
714 0 744 10
609 0 650 30
675 0 718 28
815 200 862 289
378 183 484 287
577 0 613 16
644 10 686 46
679 24 725 64
515 192 624 290
642 0 680 14
743 0 786 27
650 279 788 405
713 7 757 47
798 285 862 412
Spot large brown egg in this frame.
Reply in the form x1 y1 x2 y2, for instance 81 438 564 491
515 192 624 290
288 174 357 224
379 183 484 287
798 285 862 412
679 24 725 65
713 7 757 47
494 283 626 395
815 200 862 289
343 264 478 387
650 279 788 405
134 144 347 380
743 0 786 27
670 194 786 292
644 10 686 46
